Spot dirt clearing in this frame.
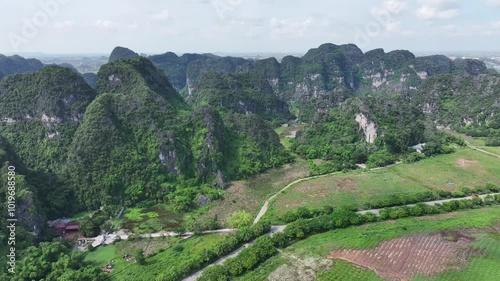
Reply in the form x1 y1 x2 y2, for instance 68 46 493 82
455 159 478 168
329 230 482 281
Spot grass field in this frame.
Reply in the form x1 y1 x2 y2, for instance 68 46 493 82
241 206 500 281
480 146 500 156
275 122 304 149
84 237 178 274
266 148 500 221
109 234 226 281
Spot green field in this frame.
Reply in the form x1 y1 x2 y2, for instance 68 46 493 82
241 206 500 281
109 234 225 281
266 148 500 221
85 244 119 265
84 237 178 274
480 146 500 156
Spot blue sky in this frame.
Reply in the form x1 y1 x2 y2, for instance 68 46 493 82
0 0 499 54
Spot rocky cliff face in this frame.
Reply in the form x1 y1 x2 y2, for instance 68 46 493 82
149 52 210 91
412 73 500 129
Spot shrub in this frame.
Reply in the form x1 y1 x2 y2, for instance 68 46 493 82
227 211 253 229
486 183 500 192
271 232 288 248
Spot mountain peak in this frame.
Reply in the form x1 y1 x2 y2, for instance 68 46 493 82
108 46 139 62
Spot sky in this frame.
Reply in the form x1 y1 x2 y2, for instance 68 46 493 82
0 0 499 55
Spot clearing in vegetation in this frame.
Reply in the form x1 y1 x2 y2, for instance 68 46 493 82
268 148 500 220
202 160 310 225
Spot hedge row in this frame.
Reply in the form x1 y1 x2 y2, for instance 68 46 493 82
198 236 276 281
279 183 500 223
156 221 271 281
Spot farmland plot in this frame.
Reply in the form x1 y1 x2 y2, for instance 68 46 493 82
329 231 481 281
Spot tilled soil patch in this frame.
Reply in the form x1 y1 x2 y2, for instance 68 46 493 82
329 230 482 281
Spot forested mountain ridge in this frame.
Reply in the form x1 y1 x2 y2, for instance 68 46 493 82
412 73 500 144
0 54 44 76
0 55 291 215
188 71 294 126
0 66 97 172
148 43 489 123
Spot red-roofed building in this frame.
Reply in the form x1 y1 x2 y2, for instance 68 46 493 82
51 221 81 239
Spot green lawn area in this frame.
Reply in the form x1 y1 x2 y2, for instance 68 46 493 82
266 148 500 221
84 237 178 275
109 234 226 281
85 245 119 265
480 146 500 156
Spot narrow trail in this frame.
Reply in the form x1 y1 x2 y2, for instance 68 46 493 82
468 145 500 158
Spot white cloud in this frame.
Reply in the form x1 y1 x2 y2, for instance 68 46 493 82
370 0 407 17
368 1 406 35
383 0 407 15
481 0 500 7
151 9 170 22
52 21 75 29
438 23 498 37
416 0 460 20
269 17 330 38
385 21 402 33
93 20 120 30
127 23 140 31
